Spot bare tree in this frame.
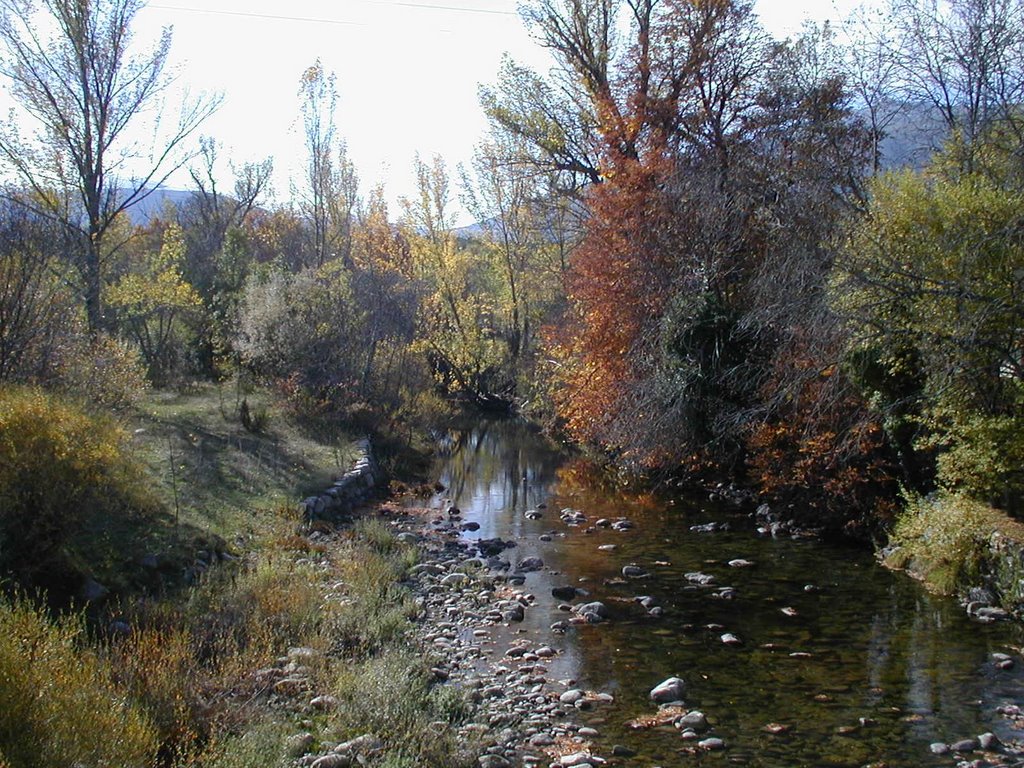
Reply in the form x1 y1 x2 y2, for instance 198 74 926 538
886 0 1024 169
0 199 73 381
0 0 220 332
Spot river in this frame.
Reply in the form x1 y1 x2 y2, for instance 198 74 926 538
426 419 1024 767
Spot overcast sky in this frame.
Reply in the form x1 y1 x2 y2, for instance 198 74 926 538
129 0 866 223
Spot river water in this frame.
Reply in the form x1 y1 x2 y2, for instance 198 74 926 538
428 419 1024 767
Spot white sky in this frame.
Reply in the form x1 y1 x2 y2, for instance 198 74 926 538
125 0 866 224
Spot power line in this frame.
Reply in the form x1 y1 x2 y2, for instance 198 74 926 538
148 0 516 27
147 4 366 25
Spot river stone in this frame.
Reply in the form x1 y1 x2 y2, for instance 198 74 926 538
578 726 600 737
479 756 512 768
978 732 998 749
699 738 725 750
461 522 481 532
685 571 716 585
442 573 470 587
677 711 708 730
552 585 578 600
951 738 978 752
611 745 636 757
650 676 686 703
560 689 586 704
993 652 1015 670
622 565 648 578
311 755 350 768
560 753 604 766
721 633 743 646
728 558 755 568
575 601 609 619
972 606 1011 622
517 557 544 572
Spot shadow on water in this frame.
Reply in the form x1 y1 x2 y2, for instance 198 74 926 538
428 419 1024 767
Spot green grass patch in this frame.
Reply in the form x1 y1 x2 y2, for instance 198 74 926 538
885 492 1024 598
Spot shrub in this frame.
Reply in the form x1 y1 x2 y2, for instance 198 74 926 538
332 648 471 768
0 595 158 768
885 492 995 594
0 387 156 591
50 331 149 409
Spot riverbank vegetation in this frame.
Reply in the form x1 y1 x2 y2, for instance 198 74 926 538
2 0 1024 761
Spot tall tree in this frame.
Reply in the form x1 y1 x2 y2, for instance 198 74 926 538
297 60 358 268
0 0 219 332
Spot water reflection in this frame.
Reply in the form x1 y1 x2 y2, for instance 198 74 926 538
429 419 1024 767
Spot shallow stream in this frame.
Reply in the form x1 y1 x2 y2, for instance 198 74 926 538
427 419 1024 767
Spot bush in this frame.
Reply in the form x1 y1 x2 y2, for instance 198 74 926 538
0 387 155 590
50 331 149 409
0 595 158 768
332 648 471 768
885 492 995 594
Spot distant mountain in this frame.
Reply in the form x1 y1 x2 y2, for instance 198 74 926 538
123 188 194 225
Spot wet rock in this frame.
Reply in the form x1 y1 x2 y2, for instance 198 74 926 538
677 711 708 730
993 652 1015 670
517 557 544 572
560 509 587 525
685 572 716 586
578 726 600 737
479 756 512 768
781 607 799 617
552 585 578 600
951 738 978 753
622 565 648 578
930 743 950 755
611 519 634 531
721 633 743 646
461 522 481 532
978 732 998 749
728 558 755 568
969 586 996 605
972 606 1011 622
690 522 728 533
573 602 608 624
560 752 604 766
699 738 725 750
560 689 586 705
597 544 617 552
525 510 543 520
650 676 686 703
611 745 636 757
477 538 515 557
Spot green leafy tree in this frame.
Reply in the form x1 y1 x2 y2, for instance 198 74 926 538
106 223 202 384
837 155 1024 505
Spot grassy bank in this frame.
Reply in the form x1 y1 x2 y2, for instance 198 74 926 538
0 383 466 768
883 492 1024 614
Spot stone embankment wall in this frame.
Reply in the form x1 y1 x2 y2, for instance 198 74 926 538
298 438 382 525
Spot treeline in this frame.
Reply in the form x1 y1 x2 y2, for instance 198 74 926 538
2 0 1023 537
477 0 1024 534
